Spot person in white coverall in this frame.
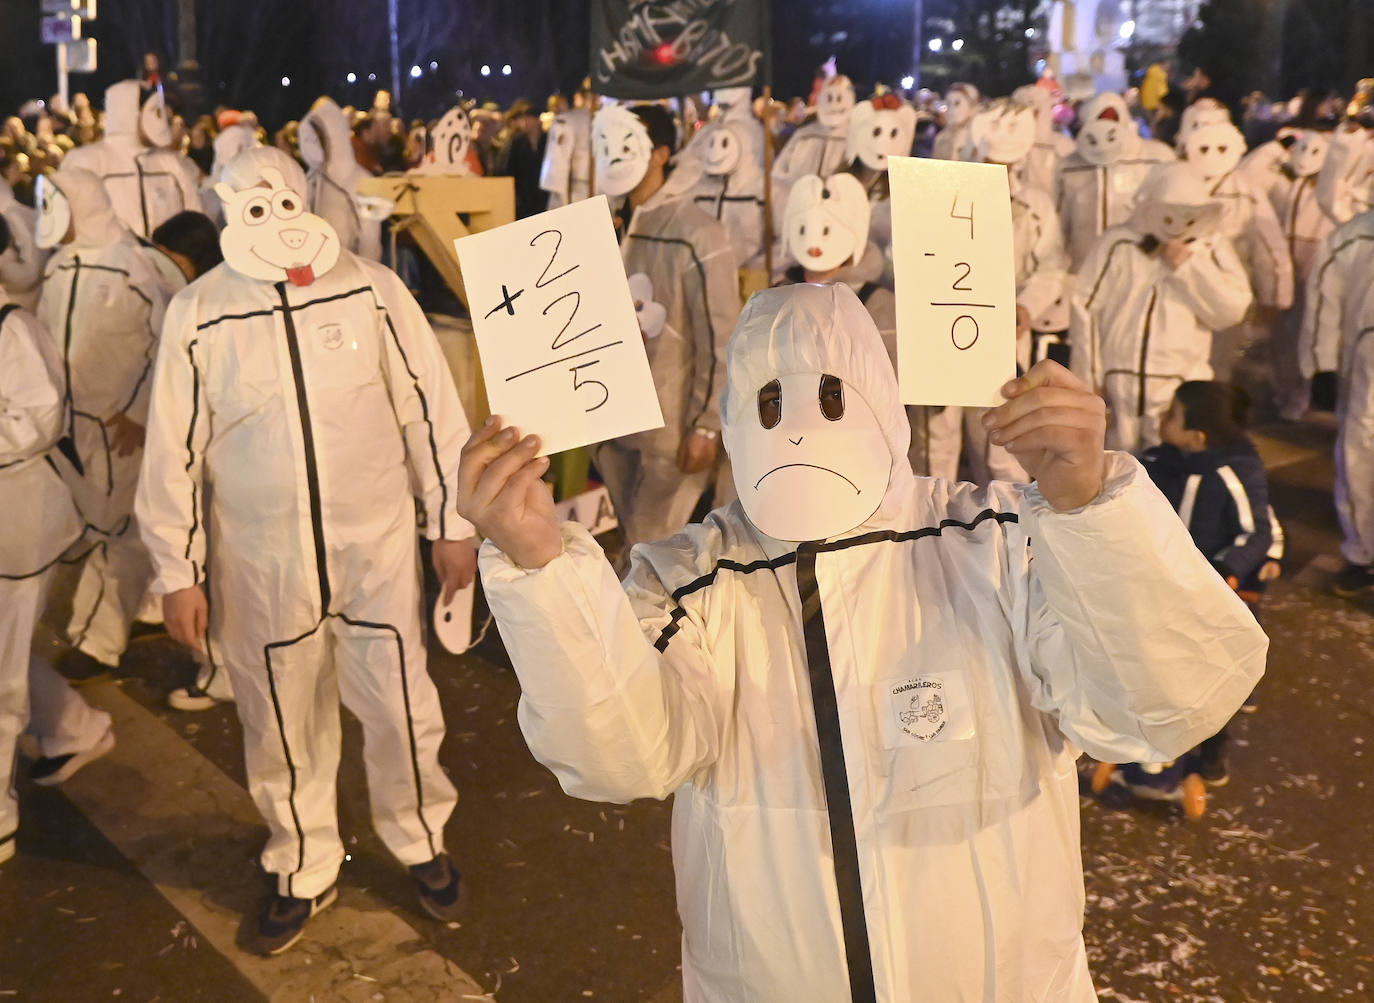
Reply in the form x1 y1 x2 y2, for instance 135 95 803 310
0 295 115 866
300 96 383 261
592 105 741 554
1072 163 1253 452
458 282 1267 1002
135 148 477 953
0 172 46 310
1299 206 1374 596
770 75 856 232
35 166 170 677
63 80 199 239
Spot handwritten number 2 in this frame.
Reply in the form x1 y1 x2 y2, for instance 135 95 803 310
544 290 603 351
571 361 609 412
530 229 578 289
952 262 973 291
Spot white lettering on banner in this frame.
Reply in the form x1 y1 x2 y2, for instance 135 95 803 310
890 156 1017 408
455 195 664 457
594 0 764 90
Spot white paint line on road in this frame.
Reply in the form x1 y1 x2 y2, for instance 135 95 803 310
61 680 490 1002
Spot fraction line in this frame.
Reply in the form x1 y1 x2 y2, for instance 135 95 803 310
928 302 997 309
506 340 627 381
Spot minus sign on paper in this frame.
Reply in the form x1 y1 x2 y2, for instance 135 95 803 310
929 302 997 309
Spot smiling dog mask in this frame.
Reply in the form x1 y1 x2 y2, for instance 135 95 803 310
723 284 903 543
216 165 341 286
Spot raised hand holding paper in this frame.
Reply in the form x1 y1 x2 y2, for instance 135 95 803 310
455 196 664 456
889 156 1016 407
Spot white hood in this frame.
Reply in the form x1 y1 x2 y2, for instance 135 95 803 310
300 96 357 178
212 124 261 183
104 80 143 142
221 146 309 200
46 165 124 248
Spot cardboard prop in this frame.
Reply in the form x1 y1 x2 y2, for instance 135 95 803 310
140 85 174 149
215 167 341 287
970 99 1038 166
888 156 1018 407
816 75 857 131
593 105 655 198
848 96 919 172
727 370 891 542
1075 93 1138 166
34 175 72 249
454 195 664 456
782 173 870 272
1129 163 1224 244
1289 131 1330 178
1181 121 1245 184
417 106 475 176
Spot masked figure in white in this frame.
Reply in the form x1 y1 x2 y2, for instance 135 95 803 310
1316 117 1374 224
201 121 261 226
35 166 170 676
1299 202 1374 594
932 83 981 161
299 97 382 262
416 105 478 177
1173 99 1232 154
684 115 766 266
771 75 855 230
845 95 918 278
463 281 1266 1003
63 81 199 239
135 149 478 953
1011 84 1074 193
1054 92 1175 270
539 107 592 209
0 171 46 310
1071 163 1252 451
1236 125 1302 203
591 104 742 554
0 294 116 866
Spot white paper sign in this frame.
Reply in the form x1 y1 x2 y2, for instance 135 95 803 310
455 196 665 456
890 156 1017 407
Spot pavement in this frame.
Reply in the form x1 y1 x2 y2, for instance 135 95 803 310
2 414 1370 1002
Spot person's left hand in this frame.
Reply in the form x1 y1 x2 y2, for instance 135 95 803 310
676 429 720 474
432 537 479 604
983 359 1108 512
107 413 146 457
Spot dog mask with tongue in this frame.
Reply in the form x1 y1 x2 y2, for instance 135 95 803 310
215 165 341 286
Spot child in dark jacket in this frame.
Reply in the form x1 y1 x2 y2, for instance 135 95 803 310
1098 381 1281 806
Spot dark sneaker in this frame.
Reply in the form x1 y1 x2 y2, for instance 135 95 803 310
410 852 463 921
29 727 115 786
57 648 114 685
1199 764 1230 787
250 886 337 956
1331 562 1374 598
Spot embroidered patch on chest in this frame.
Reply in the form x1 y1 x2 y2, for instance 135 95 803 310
890 676 950 742
318 323 344 350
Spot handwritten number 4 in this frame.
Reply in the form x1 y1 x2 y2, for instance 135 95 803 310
950 194 974 239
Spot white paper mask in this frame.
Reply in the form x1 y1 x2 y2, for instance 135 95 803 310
628 272 666 340
730 371 890 541
944 84 980 128
427 106 473 174
593 105 654 197
1076 93 1134 165
1182 121 1245 183
699 120 744 176
971 99 1037 165
848 97 918 172
215 167 341 286
1130 164 1223 243
1288 131 1330 178
140 86 173 148
34 175 72 249
816 75 856 131
1176 99 1230 151
783 174 870 272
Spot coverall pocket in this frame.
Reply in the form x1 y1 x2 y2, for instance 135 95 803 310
873 672 980 812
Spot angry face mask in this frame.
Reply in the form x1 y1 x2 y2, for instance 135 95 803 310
593 105 654 198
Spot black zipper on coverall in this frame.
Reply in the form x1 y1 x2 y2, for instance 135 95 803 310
795 544 878 1003
1137 288 1158 417
276 282 332 615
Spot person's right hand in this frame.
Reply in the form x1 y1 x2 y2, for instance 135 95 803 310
456 417 562 570
163 585 208 653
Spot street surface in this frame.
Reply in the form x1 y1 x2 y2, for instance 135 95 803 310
2 415 1369 1001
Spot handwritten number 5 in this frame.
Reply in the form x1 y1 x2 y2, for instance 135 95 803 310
571 361 609 412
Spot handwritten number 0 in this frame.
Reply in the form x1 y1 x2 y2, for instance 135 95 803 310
951 315 979 351
530 229 577 289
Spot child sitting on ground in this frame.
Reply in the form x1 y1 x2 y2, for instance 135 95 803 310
1099 381 1281 804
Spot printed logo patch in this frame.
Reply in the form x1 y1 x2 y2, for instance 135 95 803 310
319 323 344 350
892 677 948 742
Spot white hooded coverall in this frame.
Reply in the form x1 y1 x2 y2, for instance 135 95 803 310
0 299 112 845
596 177 741 550
63 81 199 239
1072 226 1252 452
479 283 1267 1002
301 98 383 262
37 167 169 667
1299 210 1374 566
771 119 851 233
137 162 471 897
0 178 45 311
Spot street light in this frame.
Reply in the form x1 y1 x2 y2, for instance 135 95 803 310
480 64 491 77
410 64 422 79
501 64 512 76
901 74 915 90
1119 19 1136 40
281 76 290 87
928 37 943 52
952 38 964 51
347 72 357 83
